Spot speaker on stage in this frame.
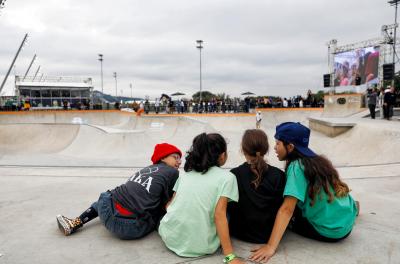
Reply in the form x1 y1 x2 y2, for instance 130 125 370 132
323 74 331 87
383 63 395 81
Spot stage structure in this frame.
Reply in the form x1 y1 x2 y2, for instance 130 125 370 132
326 23 399 89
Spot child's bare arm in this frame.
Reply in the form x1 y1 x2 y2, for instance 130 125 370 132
215 197 244 264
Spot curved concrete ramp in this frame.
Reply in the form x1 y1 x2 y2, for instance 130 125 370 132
311 120 400 167
0 124 80 154
0 110 399 168
0 112 215 167
58 116 214 161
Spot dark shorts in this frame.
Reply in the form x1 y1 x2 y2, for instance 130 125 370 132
92 192 152 240
289 207 351 242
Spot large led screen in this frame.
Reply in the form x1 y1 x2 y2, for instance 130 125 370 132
333 46 379 86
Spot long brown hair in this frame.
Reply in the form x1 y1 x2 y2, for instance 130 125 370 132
241 129 269 189
284 145 350 206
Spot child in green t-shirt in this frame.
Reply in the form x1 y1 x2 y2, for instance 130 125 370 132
249 122 358 263
159 133 244 264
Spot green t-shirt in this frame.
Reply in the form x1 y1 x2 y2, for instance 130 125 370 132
159 166 239 257
283 160 357 239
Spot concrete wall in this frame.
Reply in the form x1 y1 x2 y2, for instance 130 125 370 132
323 93 365 117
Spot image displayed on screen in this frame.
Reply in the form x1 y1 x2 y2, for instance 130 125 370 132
333 46 380 87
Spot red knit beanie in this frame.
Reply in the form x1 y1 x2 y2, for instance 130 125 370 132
151 143 182 164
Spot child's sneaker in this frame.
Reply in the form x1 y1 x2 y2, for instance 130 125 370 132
56 215 83 236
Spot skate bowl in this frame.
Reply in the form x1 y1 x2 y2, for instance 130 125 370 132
0 109 399 167
1 109 400 264
0 111 217 167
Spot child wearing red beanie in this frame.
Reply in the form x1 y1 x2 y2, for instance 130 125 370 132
56 143 182 239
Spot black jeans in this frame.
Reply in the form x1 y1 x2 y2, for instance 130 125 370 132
289 207 350 242
368 104 376 119
384 104 394 119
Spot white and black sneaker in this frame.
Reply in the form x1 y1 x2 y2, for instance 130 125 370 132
56 215 83 236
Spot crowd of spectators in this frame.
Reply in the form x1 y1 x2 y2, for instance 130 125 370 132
131 92 323 114
0 91 324 113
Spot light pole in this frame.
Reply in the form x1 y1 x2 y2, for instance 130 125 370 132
113 72 117 97
130 83 133 99
388 0 400 85
196 40 204 104
98 54 103 94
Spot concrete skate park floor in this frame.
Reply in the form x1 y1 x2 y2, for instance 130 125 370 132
0 110 399 264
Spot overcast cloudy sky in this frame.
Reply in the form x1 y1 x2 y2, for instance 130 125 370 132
0 0 394 98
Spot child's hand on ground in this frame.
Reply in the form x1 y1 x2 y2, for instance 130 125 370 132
249 244 276 263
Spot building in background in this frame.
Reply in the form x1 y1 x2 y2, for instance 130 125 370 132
15 76 93 109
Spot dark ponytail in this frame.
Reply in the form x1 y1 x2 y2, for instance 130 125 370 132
241 129 269 189
184 133 227 174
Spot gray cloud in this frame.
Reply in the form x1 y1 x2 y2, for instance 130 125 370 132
0 0 393 98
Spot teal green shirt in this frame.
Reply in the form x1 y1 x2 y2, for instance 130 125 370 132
159 166 239 257
283 160 357 238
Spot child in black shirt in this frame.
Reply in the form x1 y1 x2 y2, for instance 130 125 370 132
56 143 181 239
228 129 286 243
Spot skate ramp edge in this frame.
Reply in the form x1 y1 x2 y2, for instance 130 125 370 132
87 124 144 134
309 117 356 137
0 110 134 126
